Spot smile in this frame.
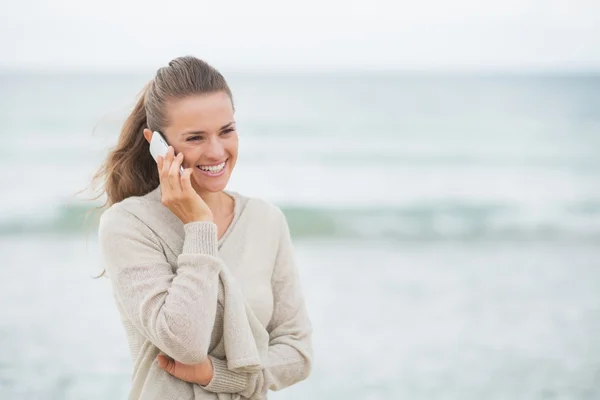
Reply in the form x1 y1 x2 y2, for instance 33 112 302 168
196 159 227 176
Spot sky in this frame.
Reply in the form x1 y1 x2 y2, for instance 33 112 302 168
1 0 599 72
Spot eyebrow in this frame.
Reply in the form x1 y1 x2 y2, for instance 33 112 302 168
180 121 235 136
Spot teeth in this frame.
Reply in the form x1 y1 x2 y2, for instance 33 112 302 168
198 161 226 173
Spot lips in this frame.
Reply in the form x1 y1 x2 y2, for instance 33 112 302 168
197 159 227 172
196 159 227 176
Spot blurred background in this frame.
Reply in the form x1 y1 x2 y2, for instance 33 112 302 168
1 0 600 399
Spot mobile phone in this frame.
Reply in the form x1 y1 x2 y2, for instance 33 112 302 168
149 131 184 175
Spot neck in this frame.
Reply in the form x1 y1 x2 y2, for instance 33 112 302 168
198 190 229 218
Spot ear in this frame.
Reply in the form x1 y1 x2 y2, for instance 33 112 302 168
143 128 153 144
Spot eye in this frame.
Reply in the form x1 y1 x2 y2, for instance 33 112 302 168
220 128 235 136
187 135 203 142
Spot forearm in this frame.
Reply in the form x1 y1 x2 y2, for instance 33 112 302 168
202 311 313 397
201 340 312 397
100 210 222 364
199 209 313 396
243 338 312 399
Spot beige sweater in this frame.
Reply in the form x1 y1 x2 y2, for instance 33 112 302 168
97 186 313 399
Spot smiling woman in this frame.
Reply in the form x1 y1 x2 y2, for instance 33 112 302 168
142 93 239 202
90 56 313 400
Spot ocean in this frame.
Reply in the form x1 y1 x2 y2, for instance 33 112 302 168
1 71 599 399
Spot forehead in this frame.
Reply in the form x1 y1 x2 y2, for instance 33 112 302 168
165 92 234 130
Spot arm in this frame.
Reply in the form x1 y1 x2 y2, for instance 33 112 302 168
98 207 221 365
202 210 313 397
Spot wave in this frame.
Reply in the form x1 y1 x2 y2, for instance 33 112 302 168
2 200 600 242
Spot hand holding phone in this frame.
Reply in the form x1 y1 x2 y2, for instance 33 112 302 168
150 131 184 175
150 132 213 223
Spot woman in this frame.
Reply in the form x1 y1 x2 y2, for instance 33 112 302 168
93 56 312 399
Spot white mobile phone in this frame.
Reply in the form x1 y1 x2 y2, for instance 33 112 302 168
149 131 184 175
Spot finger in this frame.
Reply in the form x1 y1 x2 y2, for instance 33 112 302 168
156 354 170 370
168 152 184 196
161 146 175 191
157 355 196 383
181 168 194 194
160 356 179 378
160 147 172 178
157 355 177 376
156 155 166 188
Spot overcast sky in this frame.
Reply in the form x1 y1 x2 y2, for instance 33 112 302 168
1 0 599 71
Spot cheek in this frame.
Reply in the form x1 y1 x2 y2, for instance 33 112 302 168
228 137 239 158
182 149 199 167
228 147 238 168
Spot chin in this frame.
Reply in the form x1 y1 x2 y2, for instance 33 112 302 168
192 175 230 193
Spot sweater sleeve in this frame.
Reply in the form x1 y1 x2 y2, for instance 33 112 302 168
202 210 313 397
98 207 221 365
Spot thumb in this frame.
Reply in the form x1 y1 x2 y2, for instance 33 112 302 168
156 354 197 383
157 354 174 372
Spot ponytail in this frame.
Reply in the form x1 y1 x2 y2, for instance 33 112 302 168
82 56 233 279
89 83 160 208
88 55 233 209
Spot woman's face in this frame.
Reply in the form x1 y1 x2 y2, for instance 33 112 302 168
161 91 238 195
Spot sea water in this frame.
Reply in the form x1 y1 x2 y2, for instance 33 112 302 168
1 72 599 399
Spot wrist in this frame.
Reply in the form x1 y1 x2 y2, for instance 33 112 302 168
197 356 214 386
193 213 213 223
201 357 253 394
182 221 218 255
183 214 213 224
198 214 213 222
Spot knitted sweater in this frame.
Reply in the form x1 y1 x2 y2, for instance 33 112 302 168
97 185 313 399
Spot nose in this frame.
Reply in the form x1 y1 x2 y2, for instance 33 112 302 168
203 136 226 161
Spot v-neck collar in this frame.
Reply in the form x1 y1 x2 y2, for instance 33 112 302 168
218 190 246 249
146 185 248 250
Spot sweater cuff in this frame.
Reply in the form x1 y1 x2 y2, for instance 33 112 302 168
202 356 251 394
182 221 218 256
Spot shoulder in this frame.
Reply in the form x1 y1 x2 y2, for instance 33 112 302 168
98 186 165 234
236 192 286 221
231 191 289 234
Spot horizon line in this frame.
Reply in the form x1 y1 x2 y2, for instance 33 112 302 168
1 66 600 77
